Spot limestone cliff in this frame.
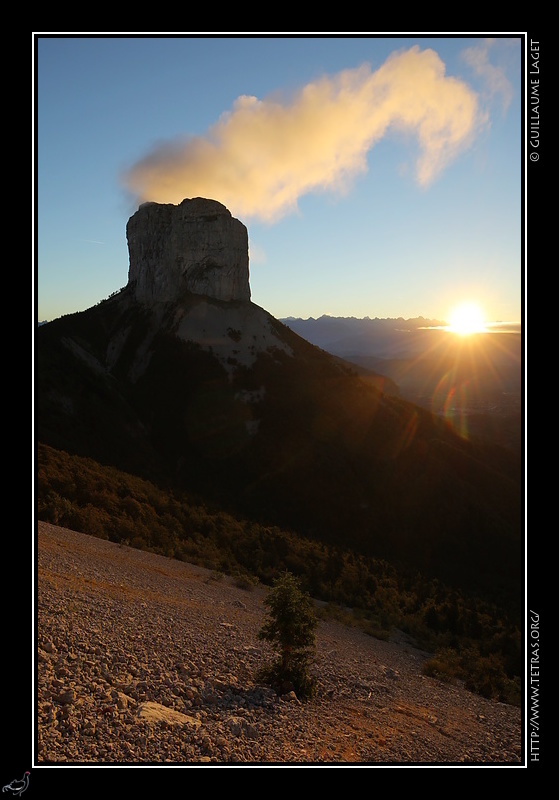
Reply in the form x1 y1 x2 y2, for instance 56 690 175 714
126 198 251 304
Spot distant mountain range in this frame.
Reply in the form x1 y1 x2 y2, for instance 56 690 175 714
280 314 521 358
281 315 449 358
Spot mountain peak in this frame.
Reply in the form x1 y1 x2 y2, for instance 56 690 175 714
126 197 251 306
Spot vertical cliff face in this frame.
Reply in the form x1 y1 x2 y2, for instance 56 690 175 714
126 198 251 304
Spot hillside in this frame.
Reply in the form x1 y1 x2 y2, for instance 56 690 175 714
37 522 523 765
36 288 523 601
37 442 523 708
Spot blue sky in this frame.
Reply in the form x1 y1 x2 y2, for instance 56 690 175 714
35 35 524 324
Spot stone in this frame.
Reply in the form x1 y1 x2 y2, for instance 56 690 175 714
136 701 202 728
126 198 251 305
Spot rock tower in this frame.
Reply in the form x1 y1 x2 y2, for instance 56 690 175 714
126 198 251 304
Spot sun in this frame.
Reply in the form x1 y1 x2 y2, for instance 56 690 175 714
447 303 487 335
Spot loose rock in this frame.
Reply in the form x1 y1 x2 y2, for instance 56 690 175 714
37 522 522 765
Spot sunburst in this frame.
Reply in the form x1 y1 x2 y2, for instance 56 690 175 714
447 303 486 335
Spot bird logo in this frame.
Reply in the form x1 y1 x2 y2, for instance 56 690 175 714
2 773 30 797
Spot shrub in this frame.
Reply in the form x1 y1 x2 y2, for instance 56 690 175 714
258 571 318 699
422 649 462 683
232 572 258 591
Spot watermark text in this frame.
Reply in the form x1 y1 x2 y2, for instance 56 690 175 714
529 610 540 762
529 39 540 159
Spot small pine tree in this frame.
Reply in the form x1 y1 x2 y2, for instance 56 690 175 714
258 571 318 699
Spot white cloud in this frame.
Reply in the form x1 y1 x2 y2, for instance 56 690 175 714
122 46 484 223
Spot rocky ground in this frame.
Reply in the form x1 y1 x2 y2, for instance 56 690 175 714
36 521 524 767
